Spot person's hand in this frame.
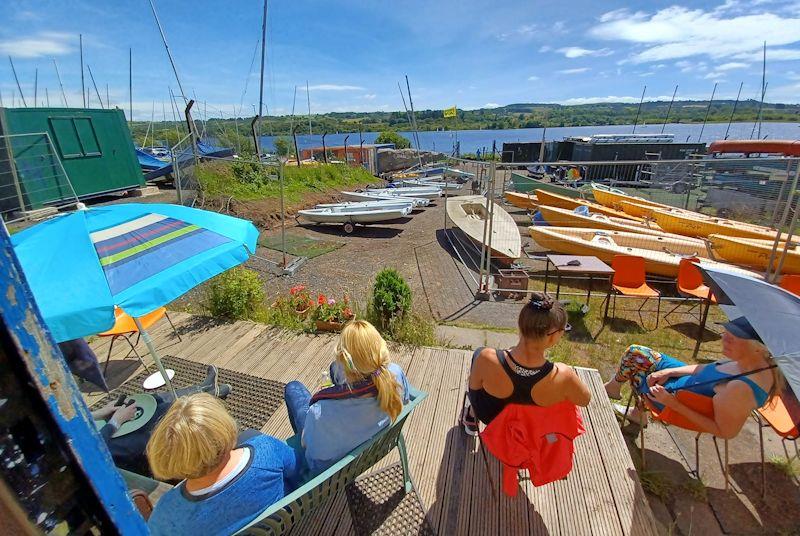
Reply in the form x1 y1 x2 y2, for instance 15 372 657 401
92 400 119 420
647 384 676 407
109 403 137 428
646 369 671 387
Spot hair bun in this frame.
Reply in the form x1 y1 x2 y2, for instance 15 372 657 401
529 293 554 311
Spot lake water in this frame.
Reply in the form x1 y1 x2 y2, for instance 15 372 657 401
260 121 800 155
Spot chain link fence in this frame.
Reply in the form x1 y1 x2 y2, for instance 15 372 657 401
439 155 800 299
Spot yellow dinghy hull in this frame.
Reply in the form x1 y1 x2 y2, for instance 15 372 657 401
535 189 642 221
652 209 785 240
536 205 665 236
709 234 800 273
504 191 539 210
591 183 669 211
529 226 759 279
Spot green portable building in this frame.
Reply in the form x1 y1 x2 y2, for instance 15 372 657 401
0 107 144 214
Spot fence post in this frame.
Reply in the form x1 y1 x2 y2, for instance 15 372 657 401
173 151 183 205
766 162 800 281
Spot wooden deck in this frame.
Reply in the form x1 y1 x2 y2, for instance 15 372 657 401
87 312 662 535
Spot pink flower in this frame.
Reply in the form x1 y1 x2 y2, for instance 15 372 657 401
328 298 336 305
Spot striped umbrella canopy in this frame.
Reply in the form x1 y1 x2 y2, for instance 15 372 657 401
12 204 258 392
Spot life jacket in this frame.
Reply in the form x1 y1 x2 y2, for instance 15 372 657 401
479 401 584 496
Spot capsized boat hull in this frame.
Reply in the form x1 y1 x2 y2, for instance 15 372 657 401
510 172 592 198
401 179 463 192
536 205 666 236
529 226 759 279
651 209 785 240
316 199 414 211
504 191 539 210
447 195 521 262
535 189 642 221
369 186 442 199
709 234 800 273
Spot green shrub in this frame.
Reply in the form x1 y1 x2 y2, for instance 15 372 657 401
231 160 274 186
375 130 411 150
206 267 265 320
371 269 412 329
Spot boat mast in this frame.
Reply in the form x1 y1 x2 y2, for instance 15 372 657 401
289 85 297 133
33 68 38 108
397 81 420 166
631 85 646 134
87 65 104 108
752 42 767 140
53 58 68 106
148 0 187 102
306 80 312 135
724 82 743 140
661 85 677 133
698 82 717 142
405 75 422 153
80 34 85 106
129 48 133 122
254 0 268 155
8 57 27 107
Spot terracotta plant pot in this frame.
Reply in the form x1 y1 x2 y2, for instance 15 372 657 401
315 315 355 333
295 306 310 319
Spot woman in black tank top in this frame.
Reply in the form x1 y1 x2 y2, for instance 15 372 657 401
463 292 589 434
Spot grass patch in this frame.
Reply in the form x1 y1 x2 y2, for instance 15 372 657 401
769 456 800 479
258 232 344 259
195 160 375 203
439 320 518 334
681 478 708 502
639 470 675 502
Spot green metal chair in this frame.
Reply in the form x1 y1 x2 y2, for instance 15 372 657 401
238 387 428 535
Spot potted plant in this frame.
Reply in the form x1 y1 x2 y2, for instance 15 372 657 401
289 284 313 318
312 294 355 332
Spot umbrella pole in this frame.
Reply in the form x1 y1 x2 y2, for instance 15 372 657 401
133 317 177 398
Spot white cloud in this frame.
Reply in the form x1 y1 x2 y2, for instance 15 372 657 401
559 94 677 105
733 48 800 61
306 84 364 91
591 6 800 63
558 67 590 74
557 46 613 58
716 62 749 70
539 45 552 53
499 24 538 41
362 94 377 100
0 32 73 58
528 75 540 81
484 102 500 108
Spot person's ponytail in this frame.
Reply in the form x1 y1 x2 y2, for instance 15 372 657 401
373 365 402 421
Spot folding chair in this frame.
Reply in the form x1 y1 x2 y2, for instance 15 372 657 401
754 388 800 497
99 306 181 374
608 255 661 330
663 258 717 358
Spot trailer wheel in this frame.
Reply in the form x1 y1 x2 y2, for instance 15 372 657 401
343 222 355 234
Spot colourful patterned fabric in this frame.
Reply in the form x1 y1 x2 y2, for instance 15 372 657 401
91 214 231 295
613 345 664 389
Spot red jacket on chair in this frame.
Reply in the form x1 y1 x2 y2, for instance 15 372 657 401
480 400 585 496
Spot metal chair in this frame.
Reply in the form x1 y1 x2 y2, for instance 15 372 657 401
99 306 181 374
779 274 800 297
608 255 661 330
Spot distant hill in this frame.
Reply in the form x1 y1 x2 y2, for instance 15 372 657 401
130 99 800 147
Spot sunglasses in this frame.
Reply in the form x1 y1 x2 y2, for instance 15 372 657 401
547 323 572 336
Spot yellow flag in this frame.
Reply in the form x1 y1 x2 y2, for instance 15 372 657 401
443 106 457 118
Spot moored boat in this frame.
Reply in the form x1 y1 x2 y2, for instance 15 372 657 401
709 234 800 273
446 195 521 263
504 191 539 210
651 209 786 240
369 186 442 199
401 179 463 192
298 204 411 232
339 191 430 207
529 226 759 279
591 183 670 211
316 199 415 211
535 205 665 236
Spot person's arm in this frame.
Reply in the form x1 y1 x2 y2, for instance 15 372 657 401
562 366 591 407
647 381 754 439
647 364 705 386
468 348 492 391
98 404 137 443
269 435 301 485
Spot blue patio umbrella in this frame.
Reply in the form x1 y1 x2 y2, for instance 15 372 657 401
700 266 800 397
12 203 259 394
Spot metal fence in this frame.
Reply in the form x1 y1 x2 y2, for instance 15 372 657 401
0 133 78 224
440 156 800 299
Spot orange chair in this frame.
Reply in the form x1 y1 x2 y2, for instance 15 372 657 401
754 388 800 496
99 306 181 374
609 255 661 329
663 258 717 358
779 274 800 297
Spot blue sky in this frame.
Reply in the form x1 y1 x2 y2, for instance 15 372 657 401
2 0 800 120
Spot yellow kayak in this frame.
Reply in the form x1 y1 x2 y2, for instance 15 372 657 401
709 235 800 273
535 189 642 221
504 191 539 210
536 205 665 236
652 209 786 240
591 183 670 211
529 226 757 279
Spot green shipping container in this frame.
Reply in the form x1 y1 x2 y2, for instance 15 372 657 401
0 107 144 213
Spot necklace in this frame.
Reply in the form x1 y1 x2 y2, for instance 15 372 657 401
506 350 547 377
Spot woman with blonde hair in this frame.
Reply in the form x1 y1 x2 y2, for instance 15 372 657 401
146 393 300 536
284 319 411 474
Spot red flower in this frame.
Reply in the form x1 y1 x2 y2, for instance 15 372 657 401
343 307 353 318
318 294 327 305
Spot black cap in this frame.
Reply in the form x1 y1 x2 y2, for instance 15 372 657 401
721 317 762 342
